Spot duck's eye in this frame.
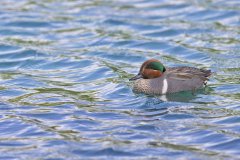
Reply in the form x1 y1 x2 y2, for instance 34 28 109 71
147 62 166 72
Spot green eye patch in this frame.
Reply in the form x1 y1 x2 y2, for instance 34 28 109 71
147 62 166 72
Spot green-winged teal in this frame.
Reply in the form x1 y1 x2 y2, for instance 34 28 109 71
129 59 211 94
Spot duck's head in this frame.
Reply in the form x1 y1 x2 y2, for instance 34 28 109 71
129 59 166 81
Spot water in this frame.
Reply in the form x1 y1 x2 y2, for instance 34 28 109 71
0 0 239 159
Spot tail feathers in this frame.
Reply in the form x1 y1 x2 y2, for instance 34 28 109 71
200 69 212 77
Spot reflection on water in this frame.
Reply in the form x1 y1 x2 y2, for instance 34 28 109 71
0 0 240 159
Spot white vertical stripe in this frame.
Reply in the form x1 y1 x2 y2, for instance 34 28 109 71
162 78 168 94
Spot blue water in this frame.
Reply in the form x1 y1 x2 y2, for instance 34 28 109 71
0 0 240 159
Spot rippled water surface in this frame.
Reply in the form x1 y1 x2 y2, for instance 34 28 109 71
0 0 240 159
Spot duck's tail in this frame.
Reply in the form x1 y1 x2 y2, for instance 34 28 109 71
200 69 212 78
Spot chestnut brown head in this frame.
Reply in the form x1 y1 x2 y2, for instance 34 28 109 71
129 59 166 81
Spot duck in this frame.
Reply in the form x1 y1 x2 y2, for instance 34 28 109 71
129 59 212 95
